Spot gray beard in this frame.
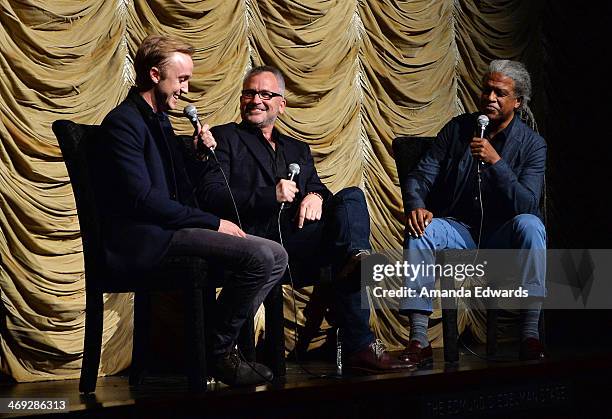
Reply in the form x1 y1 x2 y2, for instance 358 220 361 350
247 116 277 129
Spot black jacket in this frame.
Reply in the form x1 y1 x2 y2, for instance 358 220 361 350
192 122 331 238
94 90 220 274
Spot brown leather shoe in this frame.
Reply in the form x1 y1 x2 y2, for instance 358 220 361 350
519 338 546 361
399 340 433 366
345 340 416 372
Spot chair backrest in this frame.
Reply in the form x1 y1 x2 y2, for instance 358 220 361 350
392 136 435 207
53 120 104 285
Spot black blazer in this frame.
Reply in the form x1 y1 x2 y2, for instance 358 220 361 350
94 90 220 275
192 122 331 238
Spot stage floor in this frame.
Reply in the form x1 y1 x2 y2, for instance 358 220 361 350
1 344 612 419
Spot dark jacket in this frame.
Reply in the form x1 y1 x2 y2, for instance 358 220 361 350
191 122 331 238
94 90 220 274
403 112 546 228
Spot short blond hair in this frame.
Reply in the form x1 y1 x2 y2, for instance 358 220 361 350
134 35 194 91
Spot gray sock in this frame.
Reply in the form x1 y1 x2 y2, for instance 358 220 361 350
521 301 542 341
409 312 430 347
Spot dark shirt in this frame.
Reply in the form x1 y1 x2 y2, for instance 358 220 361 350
241 121 288 181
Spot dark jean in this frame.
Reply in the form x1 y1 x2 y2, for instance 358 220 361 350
166 228 288 356
281 186 374 354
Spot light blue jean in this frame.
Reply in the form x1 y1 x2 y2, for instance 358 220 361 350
400 215 546 312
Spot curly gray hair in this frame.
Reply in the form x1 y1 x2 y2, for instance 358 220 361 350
487 60 537 129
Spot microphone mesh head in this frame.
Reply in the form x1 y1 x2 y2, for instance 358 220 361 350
477 114 490 128
288 163 300 176
183 104 197 119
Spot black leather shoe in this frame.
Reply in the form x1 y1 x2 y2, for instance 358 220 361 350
345 339 416 372
399 340 433 367
519 338 546 361
212 349 273 387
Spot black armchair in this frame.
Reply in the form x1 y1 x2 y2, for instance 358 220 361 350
53 120 212 393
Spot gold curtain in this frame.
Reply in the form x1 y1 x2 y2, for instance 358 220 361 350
0 0 542 382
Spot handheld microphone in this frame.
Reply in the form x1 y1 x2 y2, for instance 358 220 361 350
476 114 490 174
280 163 300 210
183 104 215 156
477 114 489 138
287 163 300 181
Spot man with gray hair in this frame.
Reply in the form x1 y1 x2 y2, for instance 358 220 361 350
193 65 414 372
399 60 547 365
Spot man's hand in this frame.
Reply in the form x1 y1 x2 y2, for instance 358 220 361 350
193 123 217 159
405 208 433 238
276 179 299 204
218 219 247 238
470 137 500 165
296 193 323 228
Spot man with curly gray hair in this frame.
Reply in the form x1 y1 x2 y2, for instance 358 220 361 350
400 59 547 365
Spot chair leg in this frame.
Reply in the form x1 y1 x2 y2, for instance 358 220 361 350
486 309 499 357
538 310 545 345
184 286 206 392
79 289 104 394
441 278 459 362
237 310 256 362
294 283 332 357
129 292 151 387
203 282 216 363
264 283 286 377
441 309 459 362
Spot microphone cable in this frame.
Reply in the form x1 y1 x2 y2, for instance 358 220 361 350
459 128 516 364
459 174 515 364
473 160 484 262
269 162 336 378
209 151 243 230
276 207 341 380
192 148 274 385
458 333 517 363
184 107 272 382
473 115 488 263
218 161 334 381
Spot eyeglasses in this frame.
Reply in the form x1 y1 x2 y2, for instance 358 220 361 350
241 89 283 100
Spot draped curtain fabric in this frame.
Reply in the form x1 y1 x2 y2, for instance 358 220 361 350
0 0 543 382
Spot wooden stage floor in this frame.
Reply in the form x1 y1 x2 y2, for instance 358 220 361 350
2 344 612 419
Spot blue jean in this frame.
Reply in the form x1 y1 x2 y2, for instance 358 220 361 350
282 186 374 353
400 214 546 312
